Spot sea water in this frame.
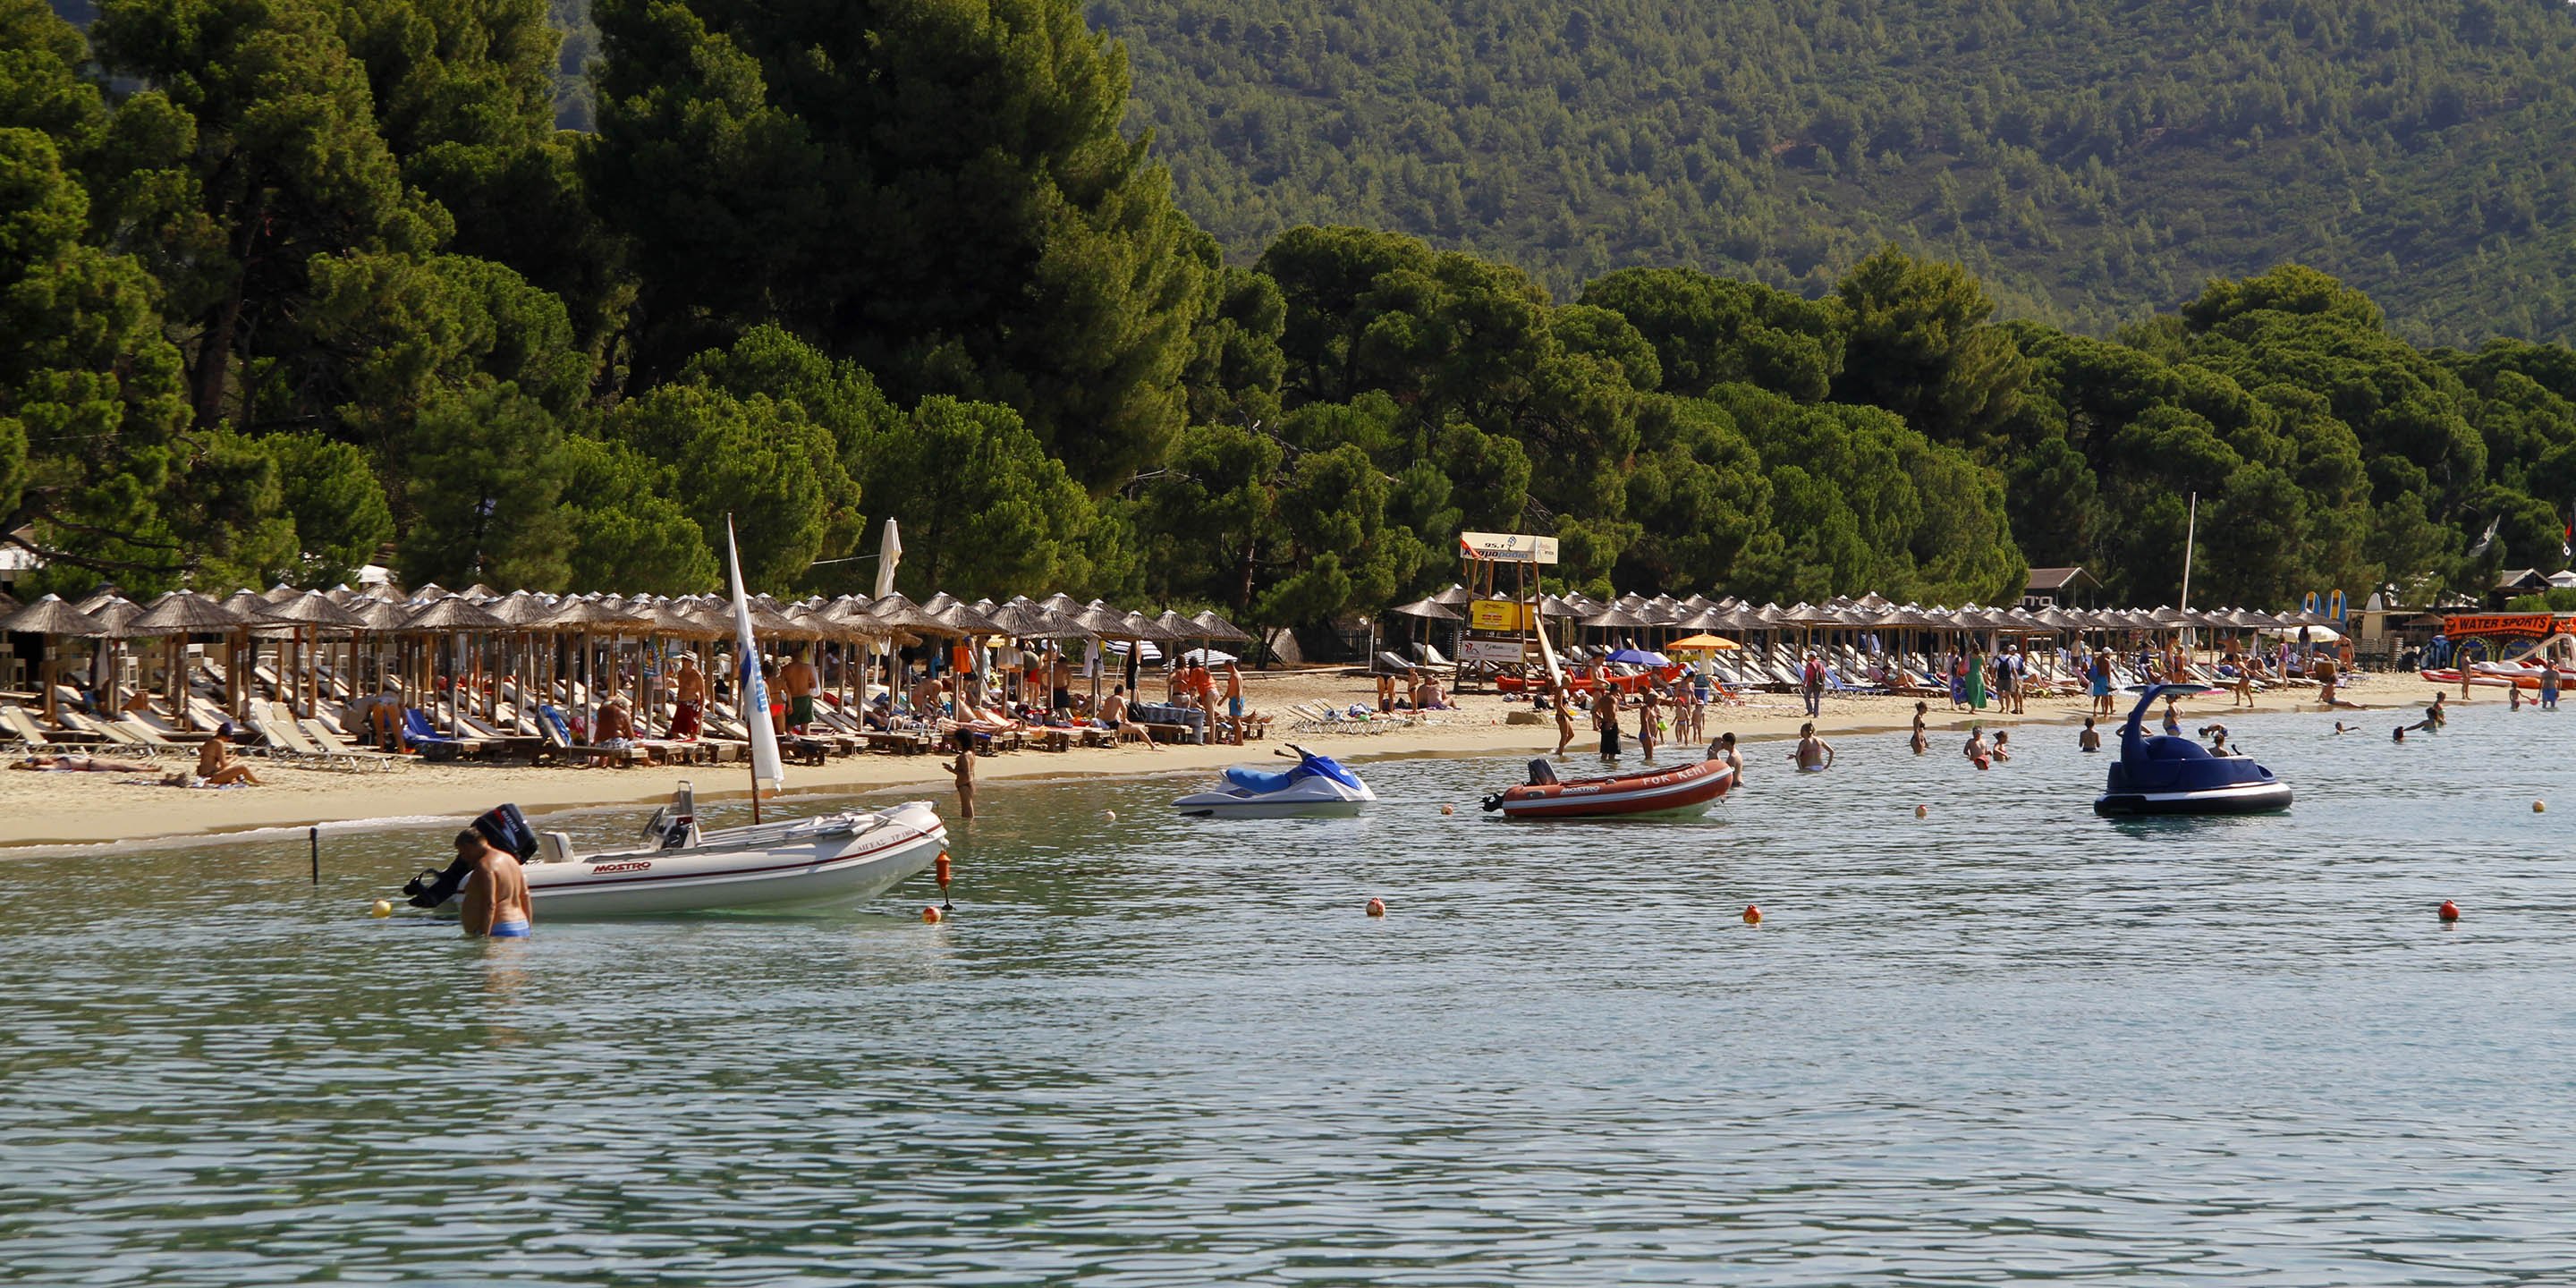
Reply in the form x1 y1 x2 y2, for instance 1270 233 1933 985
4 702 2574 1284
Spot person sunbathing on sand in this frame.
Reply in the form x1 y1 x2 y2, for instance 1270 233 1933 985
14 753 157 773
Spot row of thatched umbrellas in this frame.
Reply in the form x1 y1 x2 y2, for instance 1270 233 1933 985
1 581 1253 733
1389 587 2338 637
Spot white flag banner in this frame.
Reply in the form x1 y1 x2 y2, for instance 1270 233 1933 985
726 515 785 792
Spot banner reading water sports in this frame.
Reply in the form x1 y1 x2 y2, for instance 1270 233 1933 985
2439 613 2576 639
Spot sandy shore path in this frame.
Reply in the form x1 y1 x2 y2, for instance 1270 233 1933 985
0 669 2413 850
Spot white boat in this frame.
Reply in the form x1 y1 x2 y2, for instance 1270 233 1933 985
1172 745 1375 818
402 784 947 918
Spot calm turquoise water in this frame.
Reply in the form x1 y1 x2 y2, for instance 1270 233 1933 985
4 702 2574 1284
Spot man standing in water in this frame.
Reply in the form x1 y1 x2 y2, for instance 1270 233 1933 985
1594 684 1623 758
1716 730 1744 786
458 829 531 938
1637 684 1661 762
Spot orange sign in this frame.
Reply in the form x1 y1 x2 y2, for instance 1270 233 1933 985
2442 613 2576 639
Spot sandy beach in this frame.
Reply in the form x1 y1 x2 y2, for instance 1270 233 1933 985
0 668 2410 850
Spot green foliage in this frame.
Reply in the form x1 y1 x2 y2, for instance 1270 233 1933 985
262 430 394 584
843 395 1108 602
396 382 572 588
555 434 716 593
602 381 859 592
1094 0 2576 345
585 0 1207 488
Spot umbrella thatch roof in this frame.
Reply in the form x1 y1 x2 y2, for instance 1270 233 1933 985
258 590 369 629
0 594 106 637
484 591 558 627
130 590 250 634
1067 602 1130 636
1428 583 1474 606
1388 597 1461 621
1580 606 1651 631
259 582 302 604
1190 609 1253 643
89 597 144 639
863 591 945 631
351 599 411 631
1119 610 1178 643
932 599 1003 635
546 597 655 631
405 595 508 631
72 587 126 613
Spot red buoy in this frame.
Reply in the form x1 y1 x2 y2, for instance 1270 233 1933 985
1366 897 1386 918
1741 903 1762 925
935 852 953 887
2438 899 2460 923
922 906 943 925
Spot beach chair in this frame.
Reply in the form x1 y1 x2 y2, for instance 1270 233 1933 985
301 719 402 772
402 708 491 761
57 708 162 757
536 705 648 767
2 704 70 754
251 702 346 767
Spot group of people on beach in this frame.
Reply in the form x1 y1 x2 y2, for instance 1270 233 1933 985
12 723 264 787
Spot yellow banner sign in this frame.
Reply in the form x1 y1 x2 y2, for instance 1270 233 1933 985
1469 599 1533 631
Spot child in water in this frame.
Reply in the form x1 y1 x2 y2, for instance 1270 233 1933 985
2080 717 2101 752
1990 731 2012 763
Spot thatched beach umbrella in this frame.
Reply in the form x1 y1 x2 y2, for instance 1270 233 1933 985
260 591 367 718
0 594 106 723
127 590 249 727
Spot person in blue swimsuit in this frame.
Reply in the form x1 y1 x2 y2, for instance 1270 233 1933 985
458 830 532 938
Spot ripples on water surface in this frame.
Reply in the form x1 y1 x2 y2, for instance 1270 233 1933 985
4 704 2575 1284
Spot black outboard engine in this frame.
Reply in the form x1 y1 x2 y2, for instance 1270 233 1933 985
402 804 537 908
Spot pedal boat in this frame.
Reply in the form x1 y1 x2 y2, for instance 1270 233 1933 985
2095 684 2292 817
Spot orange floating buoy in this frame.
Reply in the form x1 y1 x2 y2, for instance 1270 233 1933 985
2534 801 2546 814
1366 897 1386 918
1441 804 1454 816
922 906 943 925
935 852 953 887
1915 804 1928 818
2438 900 2460 923
1742 903 1762 925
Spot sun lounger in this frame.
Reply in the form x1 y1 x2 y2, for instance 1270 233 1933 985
402 708 494 761
2 703 72 754
536 706 647 767
301 719 402 772
57 708 161 756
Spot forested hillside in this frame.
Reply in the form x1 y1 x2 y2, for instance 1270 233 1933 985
1092 0 2576 345
9 0 2576 649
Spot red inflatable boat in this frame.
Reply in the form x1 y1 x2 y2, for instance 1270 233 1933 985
1480 756 1734 819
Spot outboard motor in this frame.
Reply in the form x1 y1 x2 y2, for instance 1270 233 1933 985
402 803 536 908
1528 758 1559 785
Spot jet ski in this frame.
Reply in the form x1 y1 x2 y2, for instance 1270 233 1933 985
1172 744 1375 817
2095 683 2292 817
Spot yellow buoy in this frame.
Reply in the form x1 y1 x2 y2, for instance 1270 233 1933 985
369 900 393 919
922 906 943 925
2535 800 2546 813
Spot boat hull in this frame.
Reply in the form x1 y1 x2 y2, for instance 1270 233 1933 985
2094 781 2292 817
1173 797 1367 818
1487 759 1733 819
525 802 947 917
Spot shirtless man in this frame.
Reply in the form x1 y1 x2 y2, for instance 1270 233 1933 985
1593 685 1622 758
1099 684 1157 748
1048 649 1072 713
1792 721 1834 771
1715 730 1744 786
2080 717 2101 752
1222 661 1247 745
457 828 531 938
1963 725 1992 767
778 647 822 733
666 653 707 739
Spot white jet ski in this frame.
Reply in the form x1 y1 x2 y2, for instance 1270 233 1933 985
1173 744 1375 818
401 783 946 918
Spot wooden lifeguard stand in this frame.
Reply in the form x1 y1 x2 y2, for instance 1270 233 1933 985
1454 531 1559 684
